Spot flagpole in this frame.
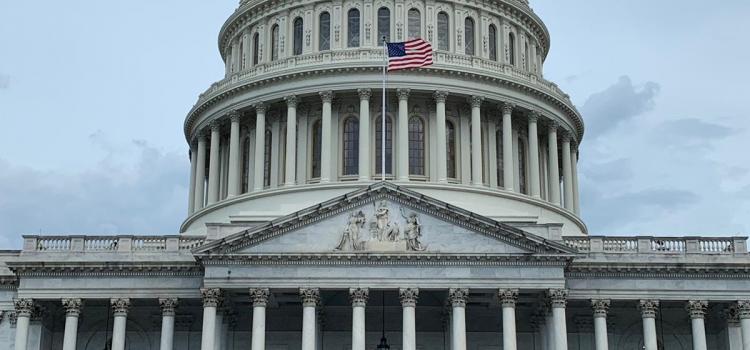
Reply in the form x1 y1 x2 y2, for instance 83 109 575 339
382 37 387 182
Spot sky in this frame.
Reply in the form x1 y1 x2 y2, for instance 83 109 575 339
0 1 748 247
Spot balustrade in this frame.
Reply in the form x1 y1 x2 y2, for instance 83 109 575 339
564 236 746 255
22 235 206 253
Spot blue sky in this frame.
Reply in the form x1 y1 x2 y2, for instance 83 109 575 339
0 1 748 246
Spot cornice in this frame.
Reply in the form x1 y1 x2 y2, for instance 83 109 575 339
567 262 750 280
199 253 571 266
8 262 203 278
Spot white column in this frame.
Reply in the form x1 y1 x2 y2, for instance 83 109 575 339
300 288 320 350
728 312 743 350
400 288 419 350
250 288 270 350
469 96 484 186
111 298 130 350
571 142 581 215
738 301 750 350
528 112 541 198
548 289 568 350
434 91 449 183
14 299 33 350
61 298 82 350
687 300 708 350
502 103 515 190
159 298 178 350
561 132 574 211
194 134 208 210
350 288 369 350
207 121 222 204
640 300 659 350
320 91 334 183
188 143 197 214
358 89 372 181
227 111 242 197
449 288 468 350
499 289 518 350
253 104 267 191
200 289 221 350
547 123 561 205
285 95 298 186
397 89 410 181
592 299 610 350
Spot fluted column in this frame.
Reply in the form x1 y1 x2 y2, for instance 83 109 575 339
14 299 33 350
592 299 610 350
200 289 221 350
350 288 369 350
300 288 320 350
226 111 242 197
397 89 410 181
528 112 541 197
737 301 750 350
250 288 270 350
188 143 197 214
640 300 659 350
547 123 561 205
400 288 419 350
253 104 267 191
194 134 208 210
284 96 298 186
434 91 449 183
159 298 178 350
469 96 484 185
498 289 518 350
320 91 334 183
561 132 574 211
61 298 82 350
449 289 468 350
358 89 372 181
548 289 568 350
572 142 581 215
207 121 221 204
502 103 515 190
688 300 708 350
111 298 130 350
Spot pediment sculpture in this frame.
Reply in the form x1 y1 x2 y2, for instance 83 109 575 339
335 200 426 252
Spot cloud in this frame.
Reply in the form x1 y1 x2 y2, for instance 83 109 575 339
650 118 733 151
581 76 660 138
0 74 9 89
0 139 188 248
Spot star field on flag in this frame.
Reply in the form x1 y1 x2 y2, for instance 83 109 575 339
386 38 433 71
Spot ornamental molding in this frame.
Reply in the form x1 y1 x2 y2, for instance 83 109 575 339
8 262 203 278
200 253 570 266
566 263 750 279
349 288 369 306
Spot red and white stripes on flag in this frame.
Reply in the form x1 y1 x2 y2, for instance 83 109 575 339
386 38 434 71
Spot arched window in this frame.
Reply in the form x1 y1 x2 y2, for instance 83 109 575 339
524 41 530 70
375 116 393 175
239 40 245 69
407 8 421 39
518 137 527 194
496 129 503 187
271 24 280 61
293 17 303 55
488 24 498 61
242 137 251 193
347 9 360 47
377 7 390 45
342 117 359 176
319 12 331 51
464 17 475 55
437 12 449 51
252 32 260 64
408 116 425 175
446 121 456 179
264 129 272 187
508 32 516 65
311 120 322 179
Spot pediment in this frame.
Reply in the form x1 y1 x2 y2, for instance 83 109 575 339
194 182 577 256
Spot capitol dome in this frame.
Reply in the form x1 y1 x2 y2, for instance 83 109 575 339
181 0 585 237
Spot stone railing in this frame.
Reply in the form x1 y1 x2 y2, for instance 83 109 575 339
563 236 747 255
22 235 206 253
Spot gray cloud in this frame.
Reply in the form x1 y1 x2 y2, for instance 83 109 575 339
0 74 9 89
581 75 660 138
651 118 733 151
581 158 633 183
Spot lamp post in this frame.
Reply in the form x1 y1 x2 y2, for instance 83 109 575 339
376 291 390 349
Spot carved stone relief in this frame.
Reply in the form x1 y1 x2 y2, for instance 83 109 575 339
334 201 426 252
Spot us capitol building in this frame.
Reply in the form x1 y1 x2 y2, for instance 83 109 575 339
2 0 749 349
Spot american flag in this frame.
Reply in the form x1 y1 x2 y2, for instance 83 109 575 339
386 38 433 71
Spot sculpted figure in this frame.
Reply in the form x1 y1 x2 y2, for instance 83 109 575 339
335 211 367 251
374 200 399 241
401 208 426 251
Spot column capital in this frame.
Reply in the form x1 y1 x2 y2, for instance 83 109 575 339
591 299 610 317
358 88 372 101
228 110 242 123
468 95 484 108
250 288 270 307
686 300 708 319
397 88 411 100
285 95 299 108
547 289 568 308
433 90 449 103
548 120 560 133
14 298 34 317
560 130 572 142
399 288 419 307
299 288 321 307
498 289 519 307
319 90 334 103
528 111 539 123
726 305 741 325
62 298 83 317
501 102 515 115
448 288 469 308
738 300 750 319
639 299 660 318
201 288 222 308
110 298 131 316
349 288 369 307
197 130 209 142
254 102 268 114
159 298 179 317
210 120 222 132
